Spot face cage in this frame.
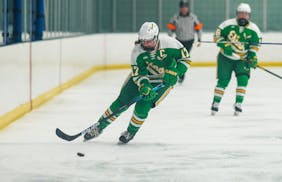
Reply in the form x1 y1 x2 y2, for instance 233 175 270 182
140 36 159 51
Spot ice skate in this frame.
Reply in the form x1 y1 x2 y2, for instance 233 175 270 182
178 74 186 84
234 103 242 116
119 131 135 144
211 102 219 116
84 123 102 141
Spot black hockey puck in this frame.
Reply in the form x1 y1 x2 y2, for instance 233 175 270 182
77 152 85 157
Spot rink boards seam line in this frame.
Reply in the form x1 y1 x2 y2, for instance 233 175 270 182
189 62 282 67
0 64 129 131
0 61 281 131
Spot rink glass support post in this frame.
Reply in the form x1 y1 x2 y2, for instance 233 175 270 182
112 0 116 32
2 0 9 45
190 0 194 13
132 0 136 32
225 0 230 20
158 0 162 31
12 0 23 43
35 0 44 40
262 0 267 31
29 0 34 110
30 0 35 41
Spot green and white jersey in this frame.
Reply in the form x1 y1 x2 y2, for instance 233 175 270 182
131 36 190 86
214 18 262 60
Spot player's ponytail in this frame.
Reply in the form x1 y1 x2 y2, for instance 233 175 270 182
134 40 141 45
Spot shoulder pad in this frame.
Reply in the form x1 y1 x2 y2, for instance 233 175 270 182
131 44 145 65
218 18 237 29
159 36 183 49
247 22 262 38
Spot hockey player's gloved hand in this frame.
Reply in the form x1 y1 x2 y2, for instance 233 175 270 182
139 80 156 101
164 68 178 86
247 52 258 69
247 59 258 69
177 60 190 75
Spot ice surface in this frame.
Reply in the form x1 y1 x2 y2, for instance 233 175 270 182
0 68 282 182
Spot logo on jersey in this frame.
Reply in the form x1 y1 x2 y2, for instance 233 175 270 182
244 66 250 71
228 30 244 51
146 62 165 74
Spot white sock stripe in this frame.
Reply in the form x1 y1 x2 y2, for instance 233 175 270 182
236 93 245 97
108 108 113 114
214 93 223 97
106 118 113 123
102 114 116 122
215 87 225 92
130 121 142 128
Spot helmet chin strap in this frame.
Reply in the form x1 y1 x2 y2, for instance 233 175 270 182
141 44 156 52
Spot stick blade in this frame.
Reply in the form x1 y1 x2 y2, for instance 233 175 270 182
56 128 81 141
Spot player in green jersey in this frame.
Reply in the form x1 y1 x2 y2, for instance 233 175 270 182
211 3 262 116
84 22 191 143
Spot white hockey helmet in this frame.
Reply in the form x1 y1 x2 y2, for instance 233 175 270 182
236 3 251 26
138 22 159 41
237 3 251 14
138 22 159 51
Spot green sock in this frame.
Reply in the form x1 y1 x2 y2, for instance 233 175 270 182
127 113 146 135
236 75 249 104
213 78 230 104
98 100 125 130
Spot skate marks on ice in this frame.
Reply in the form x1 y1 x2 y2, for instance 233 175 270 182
0 69 282 181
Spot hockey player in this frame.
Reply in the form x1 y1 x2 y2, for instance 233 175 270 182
167 0 203 83
211 3 262 116
84 22 191 143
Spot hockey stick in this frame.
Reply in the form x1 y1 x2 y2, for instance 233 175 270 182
201 40 282 46
56 83 165 141
257 65 282 79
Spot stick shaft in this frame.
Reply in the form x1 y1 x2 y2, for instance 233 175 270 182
201 40 282 46
81 83 166 135
257 65 282 79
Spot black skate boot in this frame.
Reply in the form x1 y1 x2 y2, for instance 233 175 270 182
119 131 135 144
84 123 102 141
211 102 219 116
178 74 186 84
234 103 242 116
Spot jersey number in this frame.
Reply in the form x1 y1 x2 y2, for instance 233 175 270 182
132 66 139 77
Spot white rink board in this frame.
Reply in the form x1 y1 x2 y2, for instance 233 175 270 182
0 43 30 116
1 32 282 116
0 68 282 181
104 32 282 64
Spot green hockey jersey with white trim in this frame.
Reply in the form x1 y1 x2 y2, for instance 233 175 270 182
131 36 191 86
214 18 262 60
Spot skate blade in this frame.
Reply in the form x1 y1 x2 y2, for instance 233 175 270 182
211 111 217 116
117 142 126 145
234 111 240 116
